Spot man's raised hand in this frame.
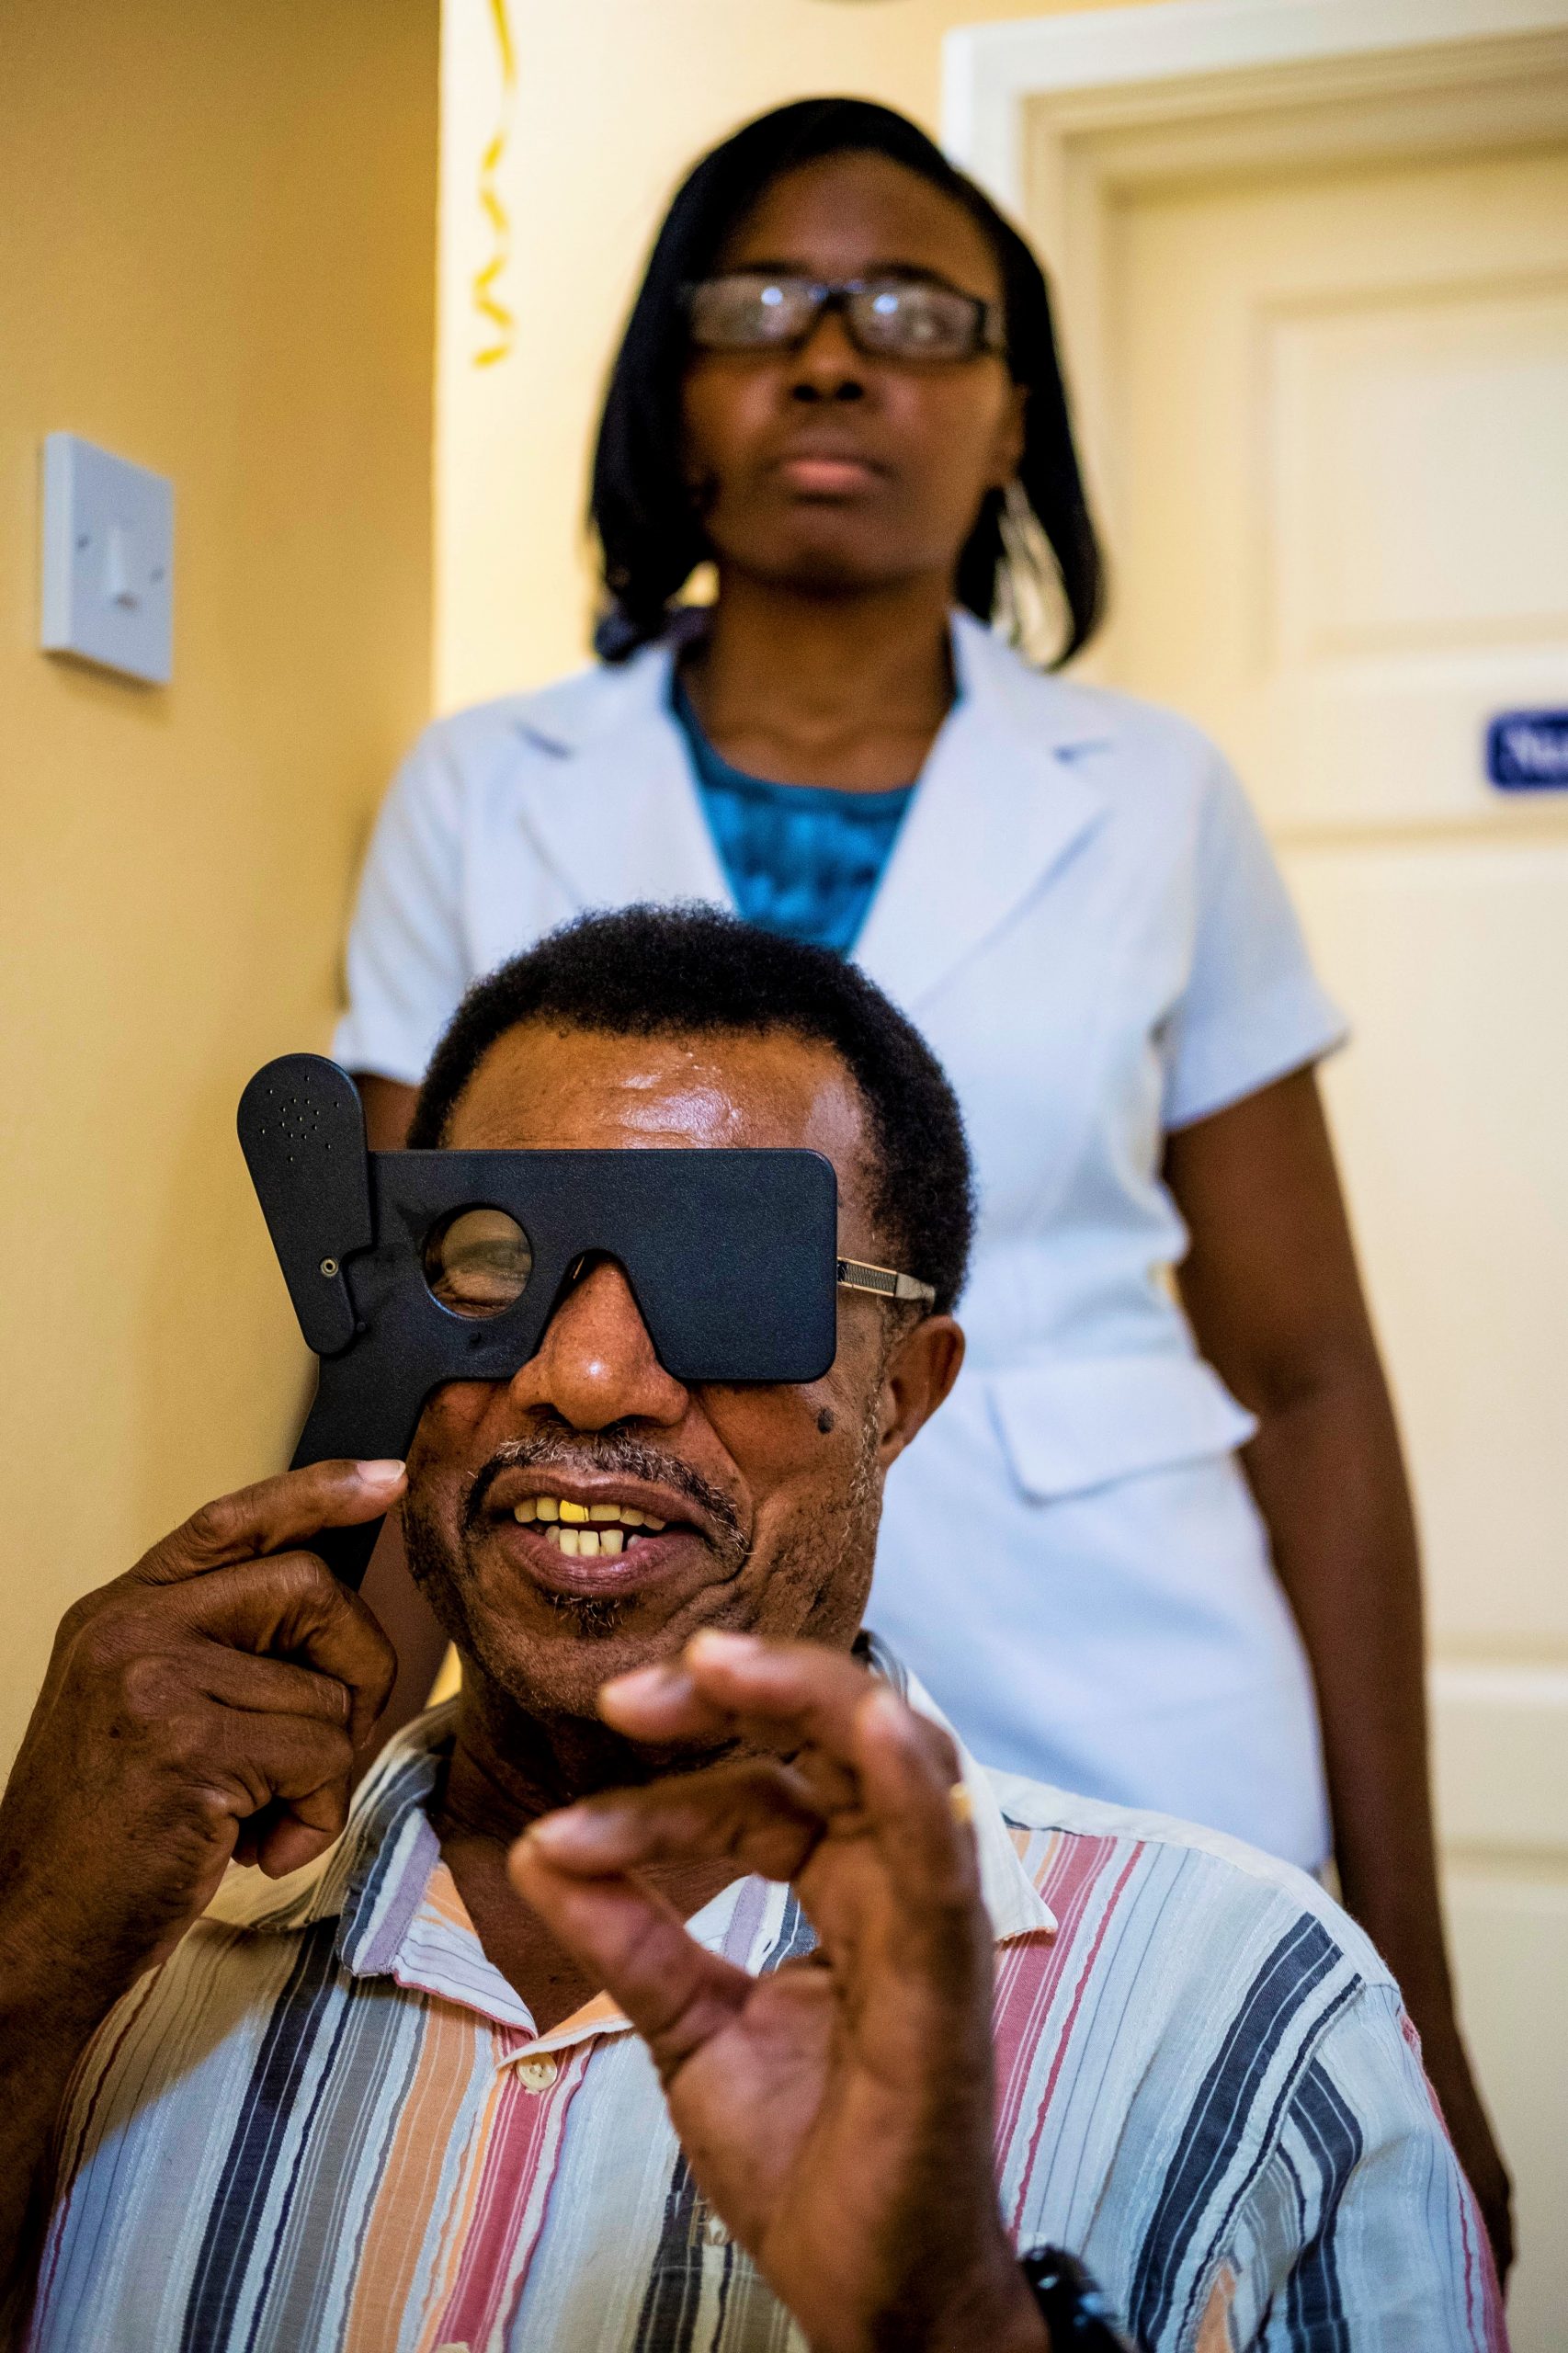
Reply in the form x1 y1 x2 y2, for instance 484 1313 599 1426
509 1634 1048 2353
0 1460 401 2001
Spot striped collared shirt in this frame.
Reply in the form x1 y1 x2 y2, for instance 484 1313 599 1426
28 1667 1502 2352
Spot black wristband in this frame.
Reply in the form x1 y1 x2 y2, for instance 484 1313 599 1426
1018 2246 1139 2350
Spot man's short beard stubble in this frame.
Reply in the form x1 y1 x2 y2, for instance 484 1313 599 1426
402 1395 887 1665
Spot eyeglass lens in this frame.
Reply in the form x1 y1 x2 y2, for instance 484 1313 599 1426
688 274 990 360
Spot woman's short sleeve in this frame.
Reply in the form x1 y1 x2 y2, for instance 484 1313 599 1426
331 724 471 1086
1162 753 1347 1131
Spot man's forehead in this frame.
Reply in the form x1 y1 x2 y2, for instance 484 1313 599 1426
447 1017 870 1176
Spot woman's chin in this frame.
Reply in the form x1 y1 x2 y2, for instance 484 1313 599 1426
722 532 926 601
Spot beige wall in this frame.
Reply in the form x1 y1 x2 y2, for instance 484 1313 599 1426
436 0 1159 710
0 1 438 1759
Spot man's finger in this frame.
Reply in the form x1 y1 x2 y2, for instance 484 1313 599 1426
167 1553 398 1747
213 1711 358 1878
590 1657 734 1745
599 1645 985 1980
251 1810 347 1881
852 1687 983 1923
254 1773 356 1880
510 1840 751 2084
519 1761 827 1885
604 1634 959 1792
130 1460 406 1588
599 1633 876 1761
193 1643 358 1731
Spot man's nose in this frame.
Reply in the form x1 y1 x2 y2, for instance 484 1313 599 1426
788 306 867 402
510 1256 688 1430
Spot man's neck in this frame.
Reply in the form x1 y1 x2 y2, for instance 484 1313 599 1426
438 1678 709 1845
432 1677 738 2031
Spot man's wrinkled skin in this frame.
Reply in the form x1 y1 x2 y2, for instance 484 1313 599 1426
0 1017 1055 2353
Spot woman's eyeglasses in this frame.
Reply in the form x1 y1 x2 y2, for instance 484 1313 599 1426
685 272 1006 364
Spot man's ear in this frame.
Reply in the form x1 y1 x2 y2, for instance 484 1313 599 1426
877 1315 965 1467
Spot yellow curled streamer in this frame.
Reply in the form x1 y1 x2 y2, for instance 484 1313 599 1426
472 0 517 369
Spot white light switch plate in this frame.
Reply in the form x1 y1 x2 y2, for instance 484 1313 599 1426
40 433 174 685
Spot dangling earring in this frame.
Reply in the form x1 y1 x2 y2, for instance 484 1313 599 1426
997 478 1066 660
993 479 1032 642
681 560 719 608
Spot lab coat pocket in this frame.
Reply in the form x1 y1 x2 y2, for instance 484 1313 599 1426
987 1356 1258 1503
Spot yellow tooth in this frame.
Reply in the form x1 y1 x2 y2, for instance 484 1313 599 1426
558 1499 589 1525
577 1529 601 1558
557 1526 580 1557
589 1504 620 1523
599 1528 624 1557
536 1495 559 1522
619 1507 644 1527
513 1498 538 1523
643 1516 666 1532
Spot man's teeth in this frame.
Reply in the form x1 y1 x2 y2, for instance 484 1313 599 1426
512 1496 667 1556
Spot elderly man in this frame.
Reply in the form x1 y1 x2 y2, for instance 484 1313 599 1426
0 911 1499 2351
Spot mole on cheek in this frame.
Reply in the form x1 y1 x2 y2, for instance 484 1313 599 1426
816 1407 836 1436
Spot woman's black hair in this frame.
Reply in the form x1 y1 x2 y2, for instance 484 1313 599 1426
590 96 1104 669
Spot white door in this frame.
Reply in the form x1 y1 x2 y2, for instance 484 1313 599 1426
1092 131 1568 2346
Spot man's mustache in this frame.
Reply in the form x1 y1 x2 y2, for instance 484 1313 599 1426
463 1430 747 1555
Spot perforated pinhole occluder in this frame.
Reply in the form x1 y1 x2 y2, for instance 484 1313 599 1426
255 1082 335 1165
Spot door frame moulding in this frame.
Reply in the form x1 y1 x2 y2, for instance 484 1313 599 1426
941 0 1568 538
943 0 1568 216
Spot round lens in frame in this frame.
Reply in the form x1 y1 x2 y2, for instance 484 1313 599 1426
424 1207 533 1319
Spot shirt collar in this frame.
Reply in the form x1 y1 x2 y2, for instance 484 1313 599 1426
203 1647 1054 2048
862 1632 1056 1948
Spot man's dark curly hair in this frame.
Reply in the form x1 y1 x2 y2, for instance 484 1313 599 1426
408 904 974 1316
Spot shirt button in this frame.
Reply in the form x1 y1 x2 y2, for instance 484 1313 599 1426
517 2055 559 2093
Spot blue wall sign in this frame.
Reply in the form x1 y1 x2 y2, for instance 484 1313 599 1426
1487 711 1568 790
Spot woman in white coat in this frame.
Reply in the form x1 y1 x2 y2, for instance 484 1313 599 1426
337 100 1506 2254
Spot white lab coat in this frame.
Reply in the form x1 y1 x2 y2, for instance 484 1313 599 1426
335 613 1345 1868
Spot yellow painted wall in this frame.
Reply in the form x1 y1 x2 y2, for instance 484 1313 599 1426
0 1 438 1759
436 0 1162 710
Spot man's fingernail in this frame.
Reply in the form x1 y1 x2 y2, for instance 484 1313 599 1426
356 1459 405 1489
525 1804 619 1853
687 1630 760 1663
603 1663 676 1696
522 1810 577 1850
862 1685 916 1742
599 1663 691 1712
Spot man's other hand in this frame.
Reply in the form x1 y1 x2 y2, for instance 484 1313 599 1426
510 1635 1048 2353
0 1460 401 2003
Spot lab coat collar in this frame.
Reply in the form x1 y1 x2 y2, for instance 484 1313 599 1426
506 640 732 914
855 612 1110 1008
505 611 1111 1008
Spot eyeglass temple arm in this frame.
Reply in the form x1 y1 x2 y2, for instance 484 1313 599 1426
836 1256 937 1309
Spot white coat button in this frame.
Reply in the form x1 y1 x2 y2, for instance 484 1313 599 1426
517 2055 559 2093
